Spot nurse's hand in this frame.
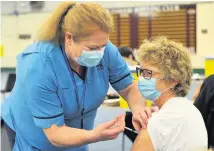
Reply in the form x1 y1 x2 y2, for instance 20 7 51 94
92 114 125 142
132 106 159 131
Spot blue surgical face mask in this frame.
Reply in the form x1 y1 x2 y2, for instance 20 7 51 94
138 77 173 101
75 47 105 67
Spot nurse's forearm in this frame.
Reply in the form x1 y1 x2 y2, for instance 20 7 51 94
119 81 146 110
43 124 96 147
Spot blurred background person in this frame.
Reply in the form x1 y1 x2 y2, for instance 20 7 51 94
118 46 138 66
194 74 214 149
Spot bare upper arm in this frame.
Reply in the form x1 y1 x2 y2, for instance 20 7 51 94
43 124 65 146
131 129 155 151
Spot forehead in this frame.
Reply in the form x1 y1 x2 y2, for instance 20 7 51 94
81 30 109 46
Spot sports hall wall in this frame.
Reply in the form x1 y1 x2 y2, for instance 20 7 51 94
1 2 214 73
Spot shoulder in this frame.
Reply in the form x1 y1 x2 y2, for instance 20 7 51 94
18 41 59 81
105 41 118 50
102 41 122 66
19 41 61 69
148 97 189 129
205 74 214 82
104 41 119 56
204 74 214 89
21 41 60 58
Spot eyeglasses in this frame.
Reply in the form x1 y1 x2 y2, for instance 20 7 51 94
136 67 153 80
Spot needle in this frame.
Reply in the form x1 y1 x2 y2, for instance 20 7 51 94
125 127 139 134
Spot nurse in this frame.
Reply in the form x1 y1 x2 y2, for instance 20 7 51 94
2 2 150 151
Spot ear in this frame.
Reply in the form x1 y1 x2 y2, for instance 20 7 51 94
171 80 179 87
65 32 73 45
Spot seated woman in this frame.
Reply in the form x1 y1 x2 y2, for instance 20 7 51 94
131 37 208 151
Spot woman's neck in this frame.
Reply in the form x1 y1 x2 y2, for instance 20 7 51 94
64 44 84 76
69 58 85 77
155 91 177 109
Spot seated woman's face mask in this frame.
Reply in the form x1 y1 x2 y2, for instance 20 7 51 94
75 47 105 67
138 77 174 101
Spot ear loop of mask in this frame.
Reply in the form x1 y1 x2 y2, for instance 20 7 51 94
150 85 174 103
160 85 174 94
159 78 178 97
155 77 177 99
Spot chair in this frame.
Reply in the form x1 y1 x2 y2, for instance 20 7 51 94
1 73 16 99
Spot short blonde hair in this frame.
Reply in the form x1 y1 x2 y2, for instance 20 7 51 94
35 2 114 44
137 36 192 97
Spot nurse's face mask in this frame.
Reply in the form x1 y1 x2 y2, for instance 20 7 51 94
75 46 105 67
136 66 176 102
66 33 107 67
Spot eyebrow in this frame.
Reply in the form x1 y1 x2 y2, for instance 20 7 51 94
141 67 159 73
87 44 107 48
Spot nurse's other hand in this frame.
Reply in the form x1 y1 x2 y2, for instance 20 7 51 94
132 106 153 131
92 114 125 142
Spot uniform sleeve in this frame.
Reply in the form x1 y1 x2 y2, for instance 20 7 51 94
25 53 64 129
105 41 133 91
